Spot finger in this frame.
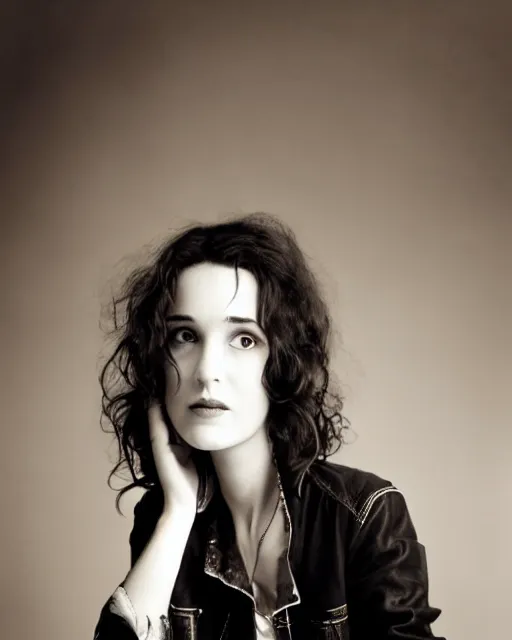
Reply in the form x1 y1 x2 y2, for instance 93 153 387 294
148 403 168 442
147 401 192 458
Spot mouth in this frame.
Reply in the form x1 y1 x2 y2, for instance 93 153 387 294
188 398 229 418
189 399 229 410
189 404 229 418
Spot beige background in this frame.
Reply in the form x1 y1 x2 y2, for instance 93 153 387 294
1 1 510 639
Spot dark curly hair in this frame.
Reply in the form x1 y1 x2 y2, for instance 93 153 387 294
99 213 350 513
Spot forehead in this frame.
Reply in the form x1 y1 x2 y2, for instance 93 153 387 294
169 263 259 318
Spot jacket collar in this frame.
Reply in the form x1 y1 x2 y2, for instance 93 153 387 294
197 457 302 616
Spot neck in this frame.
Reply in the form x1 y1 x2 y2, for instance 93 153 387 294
210 426 279 539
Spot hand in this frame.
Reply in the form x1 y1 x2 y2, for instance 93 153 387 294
148 401 199 516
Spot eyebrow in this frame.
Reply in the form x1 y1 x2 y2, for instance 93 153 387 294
165 314 261 328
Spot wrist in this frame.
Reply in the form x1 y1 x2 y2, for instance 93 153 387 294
159 503 196 529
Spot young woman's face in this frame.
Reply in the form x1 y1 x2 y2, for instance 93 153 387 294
164 262 270 451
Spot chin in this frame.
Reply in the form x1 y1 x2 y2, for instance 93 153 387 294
177 422 260 453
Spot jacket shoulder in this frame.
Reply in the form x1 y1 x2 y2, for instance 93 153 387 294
307 459 402 523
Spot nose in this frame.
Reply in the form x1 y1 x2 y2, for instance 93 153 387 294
194 338 224 386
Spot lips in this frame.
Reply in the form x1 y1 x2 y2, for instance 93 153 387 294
189 399 229 410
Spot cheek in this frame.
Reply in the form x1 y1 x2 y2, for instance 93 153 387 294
253 354 269 386
238 361 268 397
165 350 190 381
241 349 268 372
164 362 186 404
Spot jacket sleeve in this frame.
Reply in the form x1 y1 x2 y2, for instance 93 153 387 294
93 490 172 640
346 486 446 639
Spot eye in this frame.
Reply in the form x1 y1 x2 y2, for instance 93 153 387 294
231 333 258 350
168 327 196 345
167 327 261 350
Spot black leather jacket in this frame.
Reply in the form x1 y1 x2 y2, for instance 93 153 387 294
94 459 445 639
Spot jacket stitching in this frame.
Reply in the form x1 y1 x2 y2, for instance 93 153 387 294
310 471 404 530
219 612 230 640
286 608 292 639
357 487 402 526
309 471 359 517
358 486 390 520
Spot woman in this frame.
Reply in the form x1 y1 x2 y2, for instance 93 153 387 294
93 213 445 640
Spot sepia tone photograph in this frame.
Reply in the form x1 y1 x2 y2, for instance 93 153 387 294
1 1 510 639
